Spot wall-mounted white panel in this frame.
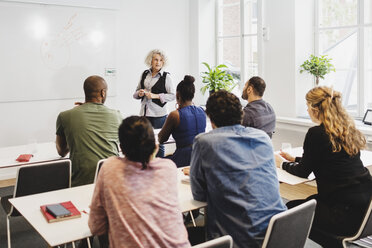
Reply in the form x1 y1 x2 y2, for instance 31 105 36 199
0 1 117 102
1 0 120 9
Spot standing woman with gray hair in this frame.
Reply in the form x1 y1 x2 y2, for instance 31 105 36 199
133 49 175 157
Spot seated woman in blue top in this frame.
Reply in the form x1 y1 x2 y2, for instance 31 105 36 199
158 75 206 167
276 86 372 247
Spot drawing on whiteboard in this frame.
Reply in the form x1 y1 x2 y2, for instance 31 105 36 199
40 14 86 70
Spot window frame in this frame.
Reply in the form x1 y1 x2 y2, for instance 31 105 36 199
216 0 263 89
314 0 371 118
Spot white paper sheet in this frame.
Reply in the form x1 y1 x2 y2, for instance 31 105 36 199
276 168 315 185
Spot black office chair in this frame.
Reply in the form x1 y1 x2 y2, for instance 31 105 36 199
1 159 71 248
308 199 372 247
342 199 372 247
261 199 316 248
192 235 233 248
94 159 106 183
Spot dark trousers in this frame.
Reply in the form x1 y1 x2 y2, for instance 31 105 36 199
146 115 167 157
287 194 368 248
78 235 108 248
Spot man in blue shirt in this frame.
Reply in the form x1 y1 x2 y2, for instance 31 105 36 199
190 90 286 248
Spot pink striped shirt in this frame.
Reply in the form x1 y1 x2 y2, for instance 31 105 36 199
88 156 191 248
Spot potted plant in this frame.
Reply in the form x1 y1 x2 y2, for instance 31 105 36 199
200 62 236 95
300 54 336 85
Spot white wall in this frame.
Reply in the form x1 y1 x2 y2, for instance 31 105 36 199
193 0 216 106
115 0 191 118
262 0 295 117
0 0 192 148
294 0 315 116
0 0 323 148
262 0 314 118
2 0 120 9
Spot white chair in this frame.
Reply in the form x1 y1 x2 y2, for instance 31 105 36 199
342 199 372 248
94 159 106 183
261 199 317 248
192 235 233 248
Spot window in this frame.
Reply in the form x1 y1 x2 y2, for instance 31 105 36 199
315 0 372 117
216 0 261 89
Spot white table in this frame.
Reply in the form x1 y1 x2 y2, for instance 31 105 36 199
9 184 93 247
0 142 61 169
276 147 372 185
177 168 207 212
9 169 207 247
0 142 63 181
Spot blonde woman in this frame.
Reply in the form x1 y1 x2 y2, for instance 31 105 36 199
133 49 175 157
276 86 372 247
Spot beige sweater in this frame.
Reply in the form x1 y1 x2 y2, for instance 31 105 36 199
88 156 191 248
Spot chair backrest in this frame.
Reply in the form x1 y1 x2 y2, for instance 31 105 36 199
261 199 317 248
10 159 71 216
94 159 106 183
343 199 372 247
192 235 233 248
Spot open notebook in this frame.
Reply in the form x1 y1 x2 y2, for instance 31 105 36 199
276 168 315 185
276 147 372 185
276 147 315 185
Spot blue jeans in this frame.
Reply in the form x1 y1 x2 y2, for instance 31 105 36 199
146 115 167 157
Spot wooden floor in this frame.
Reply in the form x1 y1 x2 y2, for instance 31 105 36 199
0 178 16 188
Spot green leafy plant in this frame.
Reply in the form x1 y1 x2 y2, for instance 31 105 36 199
300 55 336 85
200 62 236 95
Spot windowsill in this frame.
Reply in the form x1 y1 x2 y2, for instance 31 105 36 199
277 116 372 137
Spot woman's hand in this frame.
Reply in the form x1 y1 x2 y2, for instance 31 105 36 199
138 89 145 97
279 150 295 162
145 91 152 99
144 92 160 100
274 154 284 168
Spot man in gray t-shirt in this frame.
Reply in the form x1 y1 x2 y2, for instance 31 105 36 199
241 76 276 138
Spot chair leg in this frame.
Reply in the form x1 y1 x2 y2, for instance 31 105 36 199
7 215 11 248
189 211 196 227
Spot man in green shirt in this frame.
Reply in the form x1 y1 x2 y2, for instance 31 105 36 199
56 75 122 186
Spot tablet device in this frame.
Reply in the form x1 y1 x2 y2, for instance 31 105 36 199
46 204 71 218
362 109 372 125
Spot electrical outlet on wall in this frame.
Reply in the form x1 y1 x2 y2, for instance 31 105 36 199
263 27 270 41
105 68 116 77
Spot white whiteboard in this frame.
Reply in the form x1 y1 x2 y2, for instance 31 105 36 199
0 1 117 102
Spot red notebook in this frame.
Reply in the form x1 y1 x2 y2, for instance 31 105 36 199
40 201 81 223
16 154 33 162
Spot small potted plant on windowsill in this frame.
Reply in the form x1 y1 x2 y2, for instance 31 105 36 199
200 62 237 95
300 54 336 85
